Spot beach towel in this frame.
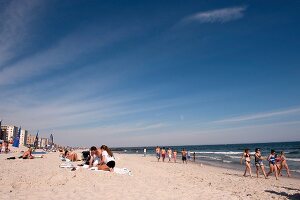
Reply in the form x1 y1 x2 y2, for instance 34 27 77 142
59 162 75 168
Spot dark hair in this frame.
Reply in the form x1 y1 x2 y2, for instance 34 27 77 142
100 145 113 157
244 148 249 153
271 149 275 154
255 148 260 152
90 146 97 151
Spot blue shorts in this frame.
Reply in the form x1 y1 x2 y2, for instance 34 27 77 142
156 153 160 158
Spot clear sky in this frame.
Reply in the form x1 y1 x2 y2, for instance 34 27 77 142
0 0 300 147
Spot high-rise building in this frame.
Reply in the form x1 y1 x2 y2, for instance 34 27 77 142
26 134 36 146
1 125 18 142
20 129 28 146
39 138 49 148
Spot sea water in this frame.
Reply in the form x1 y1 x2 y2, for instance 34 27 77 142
113 141 300 178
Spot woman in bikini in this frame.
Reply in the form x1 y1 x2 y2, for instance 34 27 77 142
254 148 267 178
167 148 172 162
278 151 291 177
240 148 252 177
266 149 279 180
173 150 177 163
161 147 166 162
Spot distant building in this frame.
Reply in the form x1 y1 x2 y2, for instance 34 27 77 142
19 129 28 146
39 138 49 148
1 125 18 142
26 134 36 146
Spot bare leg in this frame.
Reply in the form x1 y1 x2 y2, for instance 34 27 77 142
98 164 110 171
261 165 267 178
274 165 279 180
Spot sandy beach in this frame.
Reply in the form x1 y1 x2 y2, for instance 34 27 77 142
0 151 299 200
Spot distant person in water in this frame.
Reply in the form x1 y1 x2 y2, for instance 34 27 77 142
240 148 252 177
161 147 166 162
98 145 115 172
156 146 161 162
187 150 191 161
254 148 267 179
266 149 279 180
181 148 187 164
193 152 196 162
278 151 291 177
167 148 172 162
173 150 177 163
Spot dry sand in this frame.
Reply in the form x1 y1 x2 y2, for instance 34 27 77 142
0 151 299 200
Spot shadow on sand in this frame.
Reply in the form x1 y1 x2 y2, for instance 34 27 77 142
264 190 300 200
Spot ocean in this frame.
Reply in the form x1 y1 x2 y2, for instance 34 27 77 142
112 141 300 178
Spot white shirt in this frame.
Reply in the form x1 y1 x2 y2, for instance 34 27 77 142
102 150 115 164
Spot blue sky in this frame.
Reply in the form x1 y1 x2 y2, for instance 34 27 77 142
0 0 300 147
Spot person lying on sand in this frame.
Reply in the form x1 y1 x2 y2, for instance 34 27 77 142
98 145 115 172
20 147 34 159
65 150 78 162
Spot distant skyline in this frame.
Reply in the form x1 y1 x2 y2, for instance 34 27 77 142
0 0 300 147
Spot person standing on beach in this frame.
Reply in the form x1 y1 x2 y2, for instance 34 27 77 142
167 148 172 162
267 150 279 180
278 151 291 177
240 148 252 177
187 150 191 161
173 150 177 163
254 148 267 179
181 148 187 164
161 147 166 162
144 148 147 157
156 146 161 162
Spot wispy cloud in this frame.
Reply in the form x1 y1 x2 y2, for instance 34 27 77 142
181 6 247 24
214 107 300 123
0 0 43 67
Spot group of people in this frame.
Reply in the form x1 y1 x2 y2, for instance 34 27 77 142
241 148 291 180
155 146 196 164
60 145 116 172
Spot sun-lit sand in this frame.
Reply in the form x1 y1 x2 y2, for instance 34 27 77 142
0 150 299 200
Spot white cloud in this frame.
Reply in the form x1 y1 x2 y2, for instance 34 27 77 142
214 107 300 123
182 6 247 24
0 0 43 66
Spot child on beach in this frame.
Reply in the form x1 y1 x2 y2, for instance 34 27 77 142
173 150 177 163
266 149 279 180
254 148 267 178
161 147 166 162
167 148 172 162
278 151 291 177
240 148 252 177
156 146 161 162
181 148 187 164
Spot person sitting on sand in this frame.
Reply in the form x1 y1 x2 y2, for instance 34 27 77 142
254 148 267 179
240 148 252 177
156 146 161 162
161 147 166 162
167 148 172 162
278 151 291 177
4 141 10 153
173 150 177 163
181 148 187 164
89 146 101 167
98 145 115 172
20 147 34 159
266 149 279 180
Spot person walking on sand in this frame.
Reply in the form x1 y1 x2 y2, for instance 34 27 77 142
254 148 267 179
266 149 279 180
193 152 196 162
240 148 252 177
144 148 147 157
173 150 177 163
167 148 172 162
182 148 187 164
278 151 291 177
161 147 166 162
156 146 161 162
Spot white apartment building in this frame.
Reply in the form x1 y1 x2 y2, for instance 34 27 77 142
20 129 28 146
1 125 18 142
